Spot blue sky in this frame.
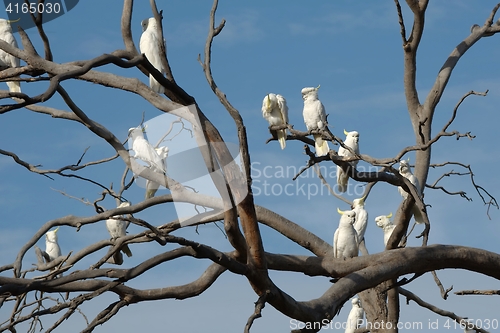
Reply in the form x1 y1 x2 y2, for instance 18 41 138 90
1 1 500 332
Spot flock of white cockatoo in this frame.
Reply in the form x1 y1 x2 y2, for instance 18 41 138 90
261 86 361 192
260 89 423 253
14 14 425 326
36 17 174 267
0 15 167 94
262 88 424 327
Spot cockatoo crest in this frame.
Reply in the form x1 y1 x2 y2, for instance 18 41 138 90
344 130 359 145
352 196 365 208
375 213 398 246
336 207 357 225
45 227 62 263
300 85 320 100
375 212 393 228
45 227 59 242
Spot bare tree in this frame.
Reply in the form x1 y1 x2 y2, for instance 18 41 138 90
0 1 499 332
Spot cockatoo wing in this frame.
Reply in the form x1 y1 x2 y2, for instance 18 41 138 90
399 169 424 224
336 165 348 193
276 94 289 124
139 18 165 94
317 101 327 129
145 146 168 199
333 228 339 257
353 208 368 244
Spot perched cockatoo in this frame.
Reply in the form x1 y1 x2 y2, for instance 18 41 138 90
45 227 62 262
145 145 169 199
337 130 360 193
0 19 21 93
302 85 330 156
106 202 133 258
345 297 364 333
375 212 396 247
352 197 368 246
128 126 166 173
333 208 358 258
140 17 165 93
398 159 424 224
261 93 289 149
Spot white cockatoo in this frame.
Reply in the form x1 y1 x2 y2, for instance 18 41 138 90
302 85 330 156
375 212 396 247
337 130 360 193
45 227 62 262
398 159 424 224
145 145 169 199
333 208 358 258
345 297 365 333
261 93 289 149
140 17 165 93
352 197 368 246
0 19 21 93
106 201 133 258
128 126 166 174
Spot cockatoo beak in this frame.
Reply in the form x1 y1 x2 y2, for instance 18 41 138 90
337 207 344 215
344 129 349 136
386 212 393 219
